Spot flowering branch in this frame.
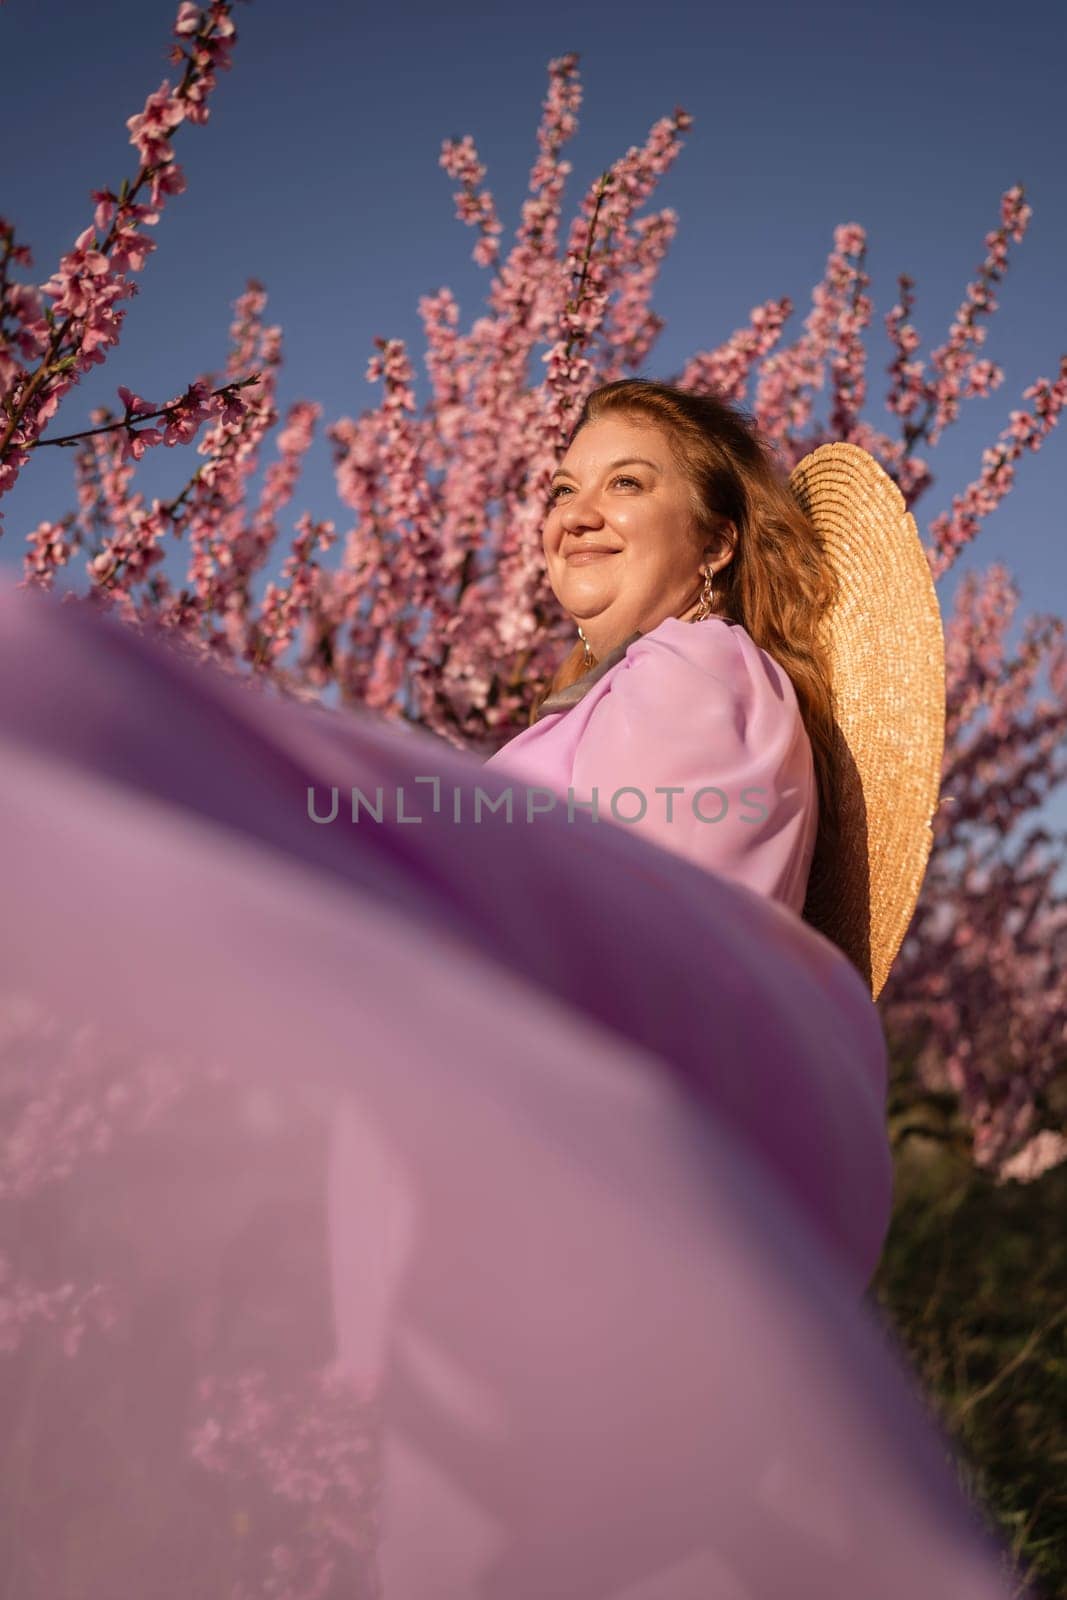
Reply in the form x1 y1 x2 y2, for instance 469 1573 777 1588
26 374 260 451
0 1 240 535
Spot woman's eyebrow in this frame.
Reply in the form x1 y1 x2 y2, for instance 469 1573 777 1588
550 455 662 484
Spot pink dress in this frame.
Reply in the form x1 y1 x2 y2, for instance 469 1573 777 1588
0 581 1015 1598
484 615 818 915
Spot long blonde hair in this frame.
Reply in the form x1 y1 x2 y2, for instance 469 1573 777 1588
530 379 840 839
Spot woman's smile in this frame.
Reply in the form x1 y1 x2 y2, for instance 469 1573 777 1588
566 549 621 565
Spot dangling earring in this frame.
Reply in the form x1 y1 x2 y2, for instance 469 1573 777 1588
577 625 593 668
692 566 716 623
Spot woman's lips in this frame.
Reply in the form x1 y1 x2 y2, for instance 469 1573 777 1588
566 550 619 565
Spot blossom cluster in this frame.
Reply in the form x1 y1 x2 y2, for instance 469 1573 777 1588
189 1366 383 1600
0 993 184 1361
0 3 243 543
880 564 1067 1171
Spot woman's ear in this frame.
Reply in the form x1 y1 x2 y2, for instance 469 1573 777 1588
705 520 737 569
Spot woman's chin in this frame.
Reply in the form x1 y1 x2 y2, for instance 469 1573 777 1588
560 579 621 614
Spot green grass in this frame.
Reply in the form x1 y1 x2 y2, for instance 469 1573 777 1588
870 1131 1067 1598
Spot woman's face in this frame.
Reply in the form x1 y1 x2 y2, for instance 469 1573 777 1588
542 413 731 656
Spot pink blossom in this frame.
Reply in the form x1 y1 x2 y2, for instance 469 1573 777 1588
175 1 202 35
23 516 79 590
998 1130 1067 1184
117 384 157 417
126 80 188 168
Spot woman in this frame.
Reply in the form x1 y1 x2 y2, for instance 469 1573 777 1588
0 382 1013 1598
485 379 833 916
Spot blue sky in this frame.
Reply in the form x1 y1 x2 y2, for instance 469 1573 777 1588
2 0 1065 816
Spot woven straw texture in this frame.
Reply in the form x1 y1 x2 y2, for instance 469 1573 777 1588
788 442 945 1000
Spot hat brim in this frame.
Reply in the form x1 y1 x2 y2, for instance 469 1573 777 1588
788 442 946 1000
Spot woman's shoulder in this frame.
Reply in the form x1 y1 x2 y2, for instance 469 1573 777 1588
527 616 798 734
617 615 796 708
628 613 746 661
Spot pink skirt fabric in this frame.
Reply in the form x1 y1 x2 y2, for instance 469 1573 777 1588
0 581 1014 1598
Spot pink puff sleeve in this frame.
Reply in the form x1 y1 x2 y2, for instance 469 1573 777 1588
560 617 818 914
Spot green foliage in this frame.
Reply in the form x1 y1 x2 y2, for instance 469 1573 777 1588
871 1134 1067 1598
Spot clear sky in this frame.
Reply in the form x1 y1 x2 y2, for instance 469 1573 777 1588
2 0 1065 811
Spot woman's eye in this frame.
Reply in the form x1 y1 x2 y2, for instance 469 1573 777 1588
547 475 640 505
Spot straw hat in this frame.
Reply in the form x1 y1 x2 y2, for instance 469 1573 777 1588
786 442 945 1000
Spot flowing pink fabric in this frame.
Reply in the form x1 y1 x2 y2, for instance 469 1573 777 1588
485 616 818 914
0 580 1015 1598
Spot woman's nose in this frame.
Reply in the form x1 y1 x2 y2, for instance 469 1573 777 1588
559 490 604 531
